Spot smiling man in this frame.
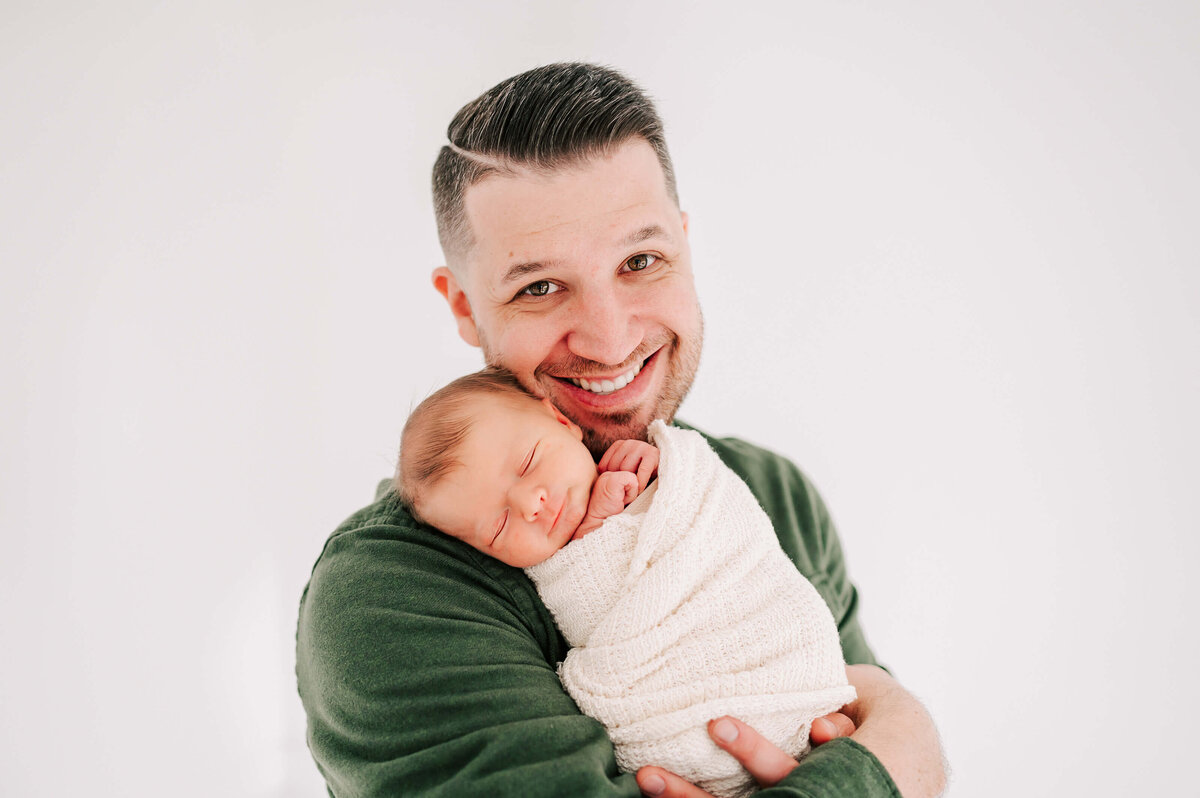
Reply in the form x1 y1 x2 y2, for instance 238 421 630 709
432 136 701 458
297 63 945 798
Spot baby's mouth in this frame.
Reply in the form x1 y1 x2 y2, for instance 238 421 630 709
563 358 646 396
549 495 582 541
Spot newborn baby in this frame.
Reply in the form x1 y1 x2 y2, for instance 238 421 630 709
397 368 856 797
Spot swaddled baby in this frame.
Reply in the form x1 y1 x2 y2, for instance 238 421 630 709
397 368 856 797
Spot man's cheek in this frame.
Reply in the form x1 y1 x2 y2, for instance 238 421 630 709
491 328 551 375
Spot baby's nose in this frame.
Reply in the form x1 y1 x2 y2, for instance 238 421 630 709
515 486 548 521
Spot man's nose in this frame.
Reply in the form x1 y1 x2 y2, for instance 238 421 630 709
565 286 643 366
510 483 548 522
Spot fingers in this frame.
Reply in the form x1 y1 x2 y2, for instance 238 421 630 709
810 711 856 745
707 716 798 788
637 716 802 796
593 472 638 512
598 440 633 473
595 471 637 505
607 471 638 499
623 477 639 503
598 440 660 493
598 440 642 473
597 444 618 473
636 766 713 797
634 447 659 492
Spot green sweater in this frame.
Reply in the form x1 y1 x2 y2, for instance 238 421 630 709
296 425 900 797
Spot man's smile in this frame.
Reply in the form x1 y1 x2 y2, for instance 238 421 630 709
545 348 664 411
566 359 645 395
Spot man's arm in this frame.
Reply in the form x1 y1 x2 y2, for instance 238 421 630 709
836 665 947 798
296 494 919 798
296 494 642 797
297 458 943 797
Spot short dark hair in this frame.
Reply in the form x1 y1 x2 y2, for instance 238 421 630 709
396 368 535 523
432 62 678 261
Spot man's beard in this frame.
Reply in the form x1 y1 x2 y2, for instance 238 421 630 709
479 317 704 460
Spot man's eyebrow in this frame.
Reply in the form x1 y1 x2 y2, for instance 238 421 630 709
621 225 672 248
501 261 552 286
498 226 672 286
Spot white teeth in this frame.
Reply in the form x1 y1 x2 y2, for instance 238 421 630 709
570 360 644 395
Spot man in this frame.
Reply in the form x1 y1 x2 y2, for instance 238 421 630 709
297 63 945 797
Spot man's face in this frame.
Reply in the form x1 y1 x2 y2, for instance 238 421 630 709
433 138 703 458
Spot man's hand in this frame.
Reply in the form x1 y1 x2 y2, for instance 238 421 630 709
634 711 854 797
635 715 824 797
810 710 857 745
598 439 659 493
837 664 947 797
634 666 946 797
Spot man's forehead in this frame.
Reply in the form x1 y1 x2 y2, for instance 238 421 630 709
459 140 676 279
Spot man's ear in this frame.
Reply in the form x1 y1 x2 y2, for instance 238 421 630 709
432 266 480 348
680 210 689 236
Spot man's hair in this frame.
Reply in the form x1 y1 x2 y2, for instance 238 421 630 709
432 62 678 261
396 368 535 523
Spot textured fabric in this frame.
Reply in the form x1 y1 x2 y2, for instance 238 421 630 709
296 422 895 798
525 423 857 797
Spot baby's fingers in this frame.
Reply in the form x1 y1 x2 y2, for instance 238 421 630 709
634 450 659 492
598 470 638 504
598 440 635 472
597 445 617 473
599 440 634 472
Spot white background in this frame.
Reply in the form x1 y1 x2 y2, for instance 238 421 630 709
3 2 1197 796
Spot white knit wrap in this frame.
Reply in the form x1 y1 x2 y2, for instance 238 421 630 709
524 422 856 798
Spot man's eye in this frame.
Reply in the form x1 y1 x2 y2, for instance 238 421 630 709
518 280 559 298
625 253 658 272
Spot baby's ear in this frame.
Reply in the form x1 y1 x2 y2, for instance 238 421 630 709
540 398 584 440
539 397 569 424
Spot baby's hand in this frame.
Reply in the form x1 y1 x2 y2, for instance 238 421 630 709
597 439 660 494
574 471 638 540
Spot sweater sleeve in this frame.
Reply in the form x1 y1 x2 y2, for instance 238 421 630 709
772 739 902 798
295 493 642 798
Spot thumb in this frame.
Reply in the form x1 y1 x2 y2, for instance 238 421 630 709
810 712 856 745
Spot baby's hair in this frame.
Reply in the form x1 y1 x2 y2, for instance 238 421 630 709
396 367 535 523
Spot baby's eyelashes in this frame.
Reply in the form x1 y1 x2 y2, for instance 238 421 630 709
491 509 508 545
520 443 538 476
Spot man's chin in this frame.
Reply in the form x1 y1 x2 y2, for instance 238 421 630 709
578 414 653 460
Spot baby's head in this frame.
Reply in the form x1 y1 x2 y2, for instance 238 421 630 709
398 369 599 567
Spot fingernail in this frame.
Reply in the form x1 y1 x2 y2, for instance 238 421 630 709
641 773 665 795
713 718 738 743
